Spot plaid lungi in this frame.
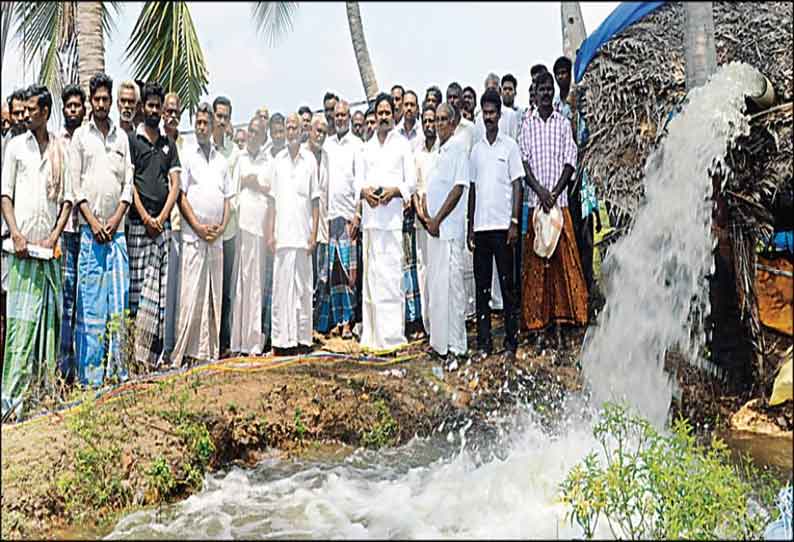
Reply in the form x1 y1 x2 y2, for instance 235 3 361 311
327 216 358 329
59 231 80 380
126 219 170 368
2 256 62 419
402 208 422 324
313 241 331 333
262 246 274 342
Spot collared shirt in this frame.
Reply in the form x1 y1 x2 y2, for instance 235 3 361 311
553 95 573 121
518 109 577 209
473 106 521 143
70 118 133 229
469 132 524 233
180 143 234 243
354 128 417 231
414 138 439 196
325 130 363 222
396 118 425 153
60 128 81 233
215 136 241 241
234 146 272 236
169 134 185 231
426 138 469 240
1 130 74 241
129 123 181 222
303 142 330 244
451 117 477 156
270 146 320 250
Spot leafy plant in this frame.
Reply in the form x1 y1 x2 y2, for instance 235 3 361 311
361 400 398 449
294 407 307 440
559 402 780 540
145 456 176 501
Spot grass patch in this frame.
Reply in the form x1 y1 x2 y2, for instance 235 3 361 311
361 400 398 449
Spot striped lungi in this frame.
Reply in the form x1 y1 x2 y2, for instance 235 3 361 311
126 219 170 369
327 216 357 329
313 241 331 333
402 208 422 325
59 230 80 380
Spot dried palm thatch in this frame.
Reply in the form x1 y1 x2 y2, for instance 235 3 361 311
578 2 793 382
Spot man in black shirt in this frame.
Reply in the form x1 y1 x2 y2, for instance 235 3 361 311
126 82 181 370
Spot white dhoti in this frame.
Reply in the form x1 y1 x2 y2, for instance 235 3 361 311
427 236 468 356
490 258 503 310
361 229 405 350
271 247 313 349
230 230 267 355
415 226 430 333
171 237 223 367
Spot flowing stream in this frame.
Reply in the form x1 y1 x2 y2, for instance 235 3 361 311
108 62 764 540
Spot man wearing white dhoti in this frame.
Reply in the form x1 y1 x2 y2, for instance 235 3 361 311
424 103 469 357
267 113 320 353
230 116 272 355
171 103 233 367
352 93 417 351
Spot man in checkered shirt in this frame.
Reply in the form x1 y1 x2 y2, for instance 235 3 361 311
518 71 588 352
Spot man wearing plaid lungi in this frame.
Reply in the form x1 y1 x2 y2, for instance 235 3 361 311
126 83 181 369
402 206 424 339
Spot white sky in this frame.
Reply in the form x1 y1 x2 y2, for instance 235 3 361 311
1 1 619 132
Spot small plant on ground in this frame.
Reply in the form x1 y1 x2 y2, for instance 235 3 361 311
294 407 307 440
361 400 398 449
145 456 177 502
559 402 781 540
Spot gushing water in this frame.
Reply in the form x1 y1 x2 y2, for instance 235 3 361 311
582 61 761 427
107 62 764 539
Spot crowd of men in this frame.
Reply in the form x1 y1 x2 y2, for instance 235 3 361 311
0 56 601 420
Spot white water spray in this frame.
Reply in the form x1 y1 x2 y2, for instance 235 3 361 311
581 61 761 427
107 62 766 539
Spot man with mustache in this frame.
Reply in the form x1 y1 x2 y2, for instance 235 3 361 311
268 113 287 157
352 92 416 351
117 80 139 135
323 92 339 138
171 102 233 367
2 84 74 419
126 82 182 370
267 113 320 354
391 84 405 127
519 71 587 351
468 88 524 360
57 83 86 384
162 92 185 362
230 116 273 355
351 110 365 140
424 102 469 359
70 73 134 387
298 105 313 144
363 107 376 142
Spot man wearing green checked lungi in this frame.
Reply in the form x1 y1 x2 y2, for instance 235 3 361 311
1 84 73 420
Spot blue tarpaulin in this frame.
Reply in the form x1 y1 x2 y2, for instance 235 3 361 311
574 1 667 83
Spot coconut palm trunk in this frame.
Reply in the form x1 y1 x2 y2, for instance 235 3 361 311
346 1 378 101
76 0 105 100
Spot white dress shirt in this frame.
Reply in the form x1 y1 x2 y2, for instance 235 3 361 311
469 132 524 233
302 142 330 244
1 130 73 242
70 118 134 228
414 138 439 196
354 128 417 231
180 143 234 243
325 130 363 222
426 138 469 240
451 117 477 156
233 146 272 237
474 106 521 142
396 118 425 153
270 146 320 250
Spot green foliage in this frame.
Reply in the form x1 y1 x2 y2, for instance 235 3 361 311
361 400 398 449
294 407 307 440
104 309 139 378
559 402 780 540
56 394 131 521
145 457 176 501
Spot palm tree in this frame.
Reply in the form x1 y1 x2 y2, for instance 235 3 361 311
6 2 379 116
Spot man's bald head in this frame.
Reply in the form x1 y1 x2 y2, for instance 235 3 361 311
285 112 301 146
334 100 351 137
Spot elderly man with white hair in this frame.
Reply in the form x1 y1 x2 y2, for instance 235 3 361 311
116 79 140 135
267 113 320 353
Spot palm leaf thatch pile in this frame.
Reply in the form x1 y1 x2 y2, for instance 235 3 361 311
578 1 793 382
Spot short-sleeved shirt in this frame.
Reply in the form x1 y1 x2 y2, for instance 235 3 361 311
396 118 425 153
325 130 363 222
215 137 241 241
60 129 81 234
303 143 330 244
169 134 185 231
469 133 524 233
1 131 74 241
426 138 469 240
518 109 577 209
128 124 181 222
269 147 320 250
234 147 272 237
70 118 134 228
474 107 521 143
180 144 233 243
451 117 477 156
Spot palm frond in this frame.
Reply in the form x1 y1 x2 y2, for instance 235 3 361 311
124 1 209 119
1 1 16 68
12 1 62 66
251 1 298 47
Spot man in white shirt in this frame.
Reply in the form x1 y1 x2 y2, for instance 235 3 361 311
424 102 469 358
230 116 273 356
447 83 476 155
171 103 233 367
468 89 524 358
352 93 417 351
71 73 134 387
325 101 362 339
413 105 438 333
1 84 74 419
267 113 320 353
304 114 331 336
396 90 424 151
